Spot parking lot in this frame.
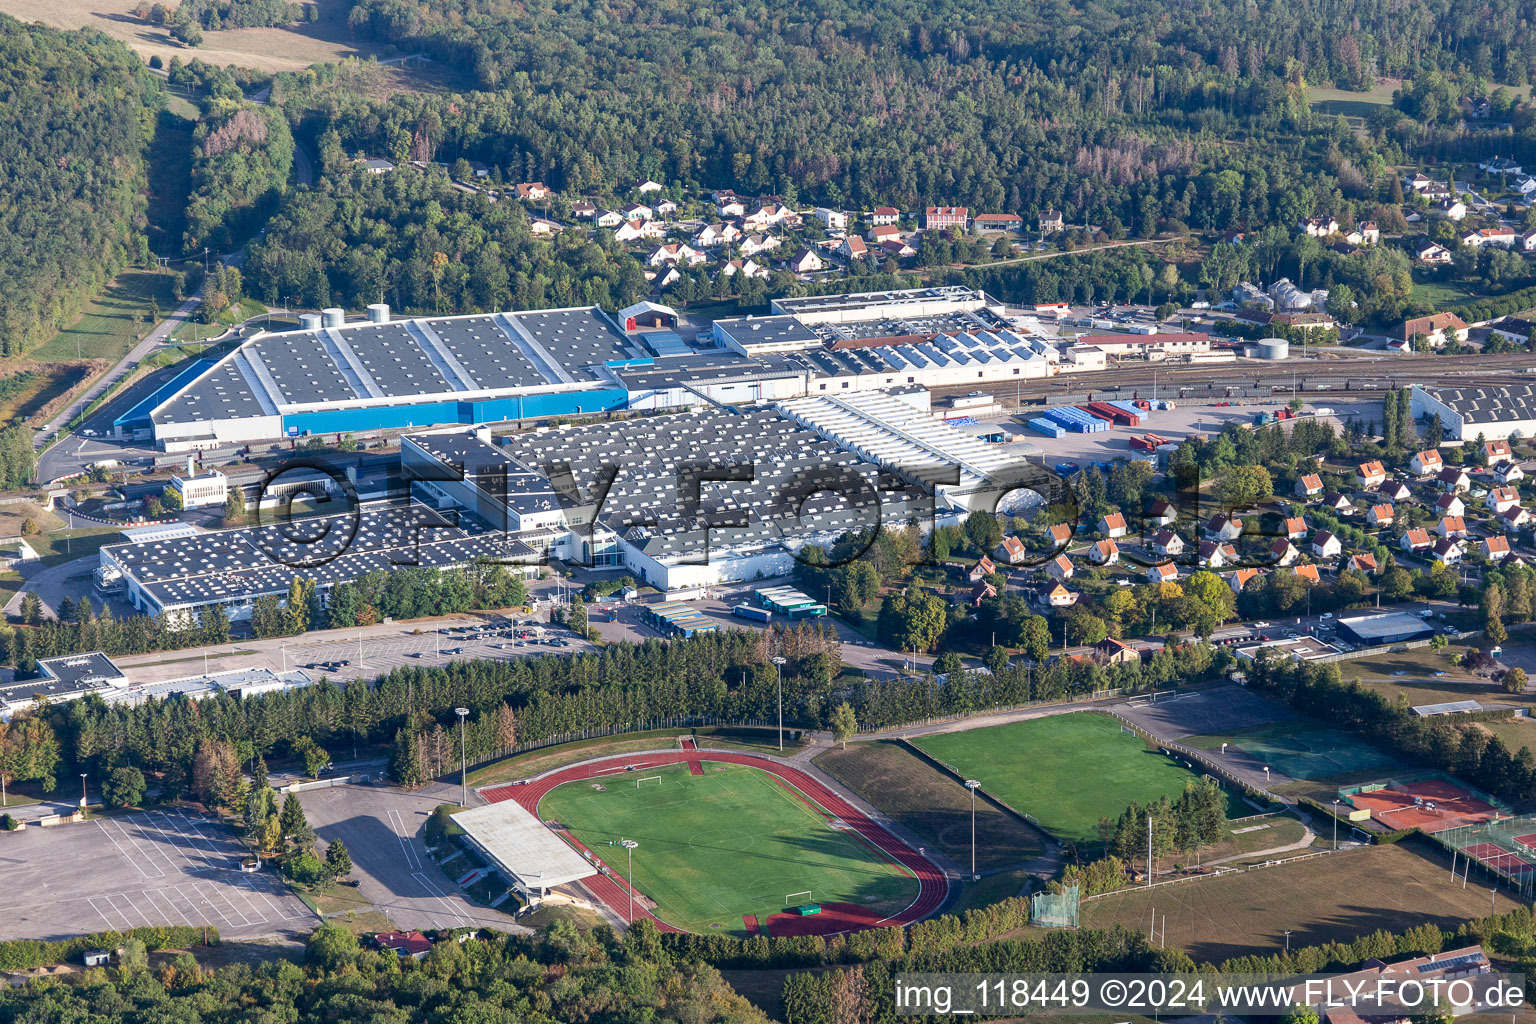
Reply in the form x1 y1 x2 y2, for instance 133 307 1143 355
284 620 590 682
0 809 313 941
298 783 524 934
583 583 933 678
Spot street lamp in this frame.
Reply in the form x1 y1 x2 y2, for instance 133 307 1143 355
771 656 787 751
621 839 639 924
1332 799 1340 850
965 780 982 880
1284 929 1291 952
455 707 470 807
80 772 88 809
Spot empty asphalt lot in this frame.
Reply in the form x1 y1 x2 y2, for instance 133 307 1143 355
0 808 313 941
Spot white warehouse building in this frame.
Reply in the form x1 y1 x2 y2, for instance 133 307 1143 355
1412 384 1536 441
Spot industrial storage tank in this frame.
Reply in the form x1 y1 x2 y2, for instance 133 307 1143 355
1256 338 1289 360
367 303 390 323
321 307 346 328
298 312 323 330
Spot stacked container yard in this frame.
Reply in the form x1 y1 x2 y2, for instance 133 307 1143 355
1025 417 1066 438
1042 406 1107 433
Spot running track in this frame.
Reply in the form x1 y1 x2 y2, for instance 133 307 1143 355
481 750 949 934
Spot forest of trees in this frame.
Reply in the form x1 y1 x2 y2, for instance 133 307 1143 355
243 171 647 314
184 102 295 253
0 922 773 1023
246 0 1532 234
0 18 155 356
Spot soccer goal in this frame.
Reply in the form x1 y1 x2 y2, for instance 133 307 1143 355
636 775 662 789
784 890 813 906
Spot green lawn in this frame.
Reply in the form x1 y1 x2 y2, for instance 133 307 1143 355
1410 279 1476 309
912 713 1238 847
538 762 918 935
30 270 180 364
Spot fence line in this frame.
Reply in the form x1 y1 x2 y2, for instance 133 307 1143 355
1098 707 1282 807
1081 848 1337 902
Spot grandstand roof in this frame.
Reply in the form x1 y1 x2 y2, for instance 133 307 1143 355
452 800 597 890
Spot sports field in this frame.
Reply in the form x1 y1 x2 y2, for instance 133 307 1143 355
912 713 1240 847
538 763 918 935
1184 721 1401 784
1080 843 1521 962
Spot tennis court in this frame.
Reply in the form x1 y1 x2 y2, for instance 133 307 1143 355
1345 778 1498 833
1462 842 1536 876
1184 721 1400 783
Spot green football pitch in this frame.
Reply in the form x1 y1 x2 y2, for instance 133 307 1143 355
913 713 1244 847
537 763 918 934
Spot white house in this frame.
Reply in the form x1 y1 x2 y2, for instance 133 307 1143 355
1356 461 1386 489
1099 512 1128 538
1431 538 1463 564
1484 439 1514 464
869 206 900 226
1090 539 1120 565
1409 449 1444 476
1484 536 1512 561
1294 473 1324 497
1495 462 1525 485
1437 515 1469 539
739 234 781 257
789 248 825 274
1435 492 1466 518
1312 530 1342 558
1368 503 1395 527
1488 486 1520 513
1270 539 1299 566
1152 529 1184 556
815 208 848 230
1401 528 1433 553
1147 562 1179 584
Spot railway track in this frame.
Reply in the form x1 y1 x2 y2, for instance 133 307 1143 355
929 352 1536 403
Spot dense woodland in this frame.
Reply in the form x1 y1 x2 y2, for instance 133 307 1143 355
260 0 1536 229
185 103 295 253
0 18 155 357
244 171 647 313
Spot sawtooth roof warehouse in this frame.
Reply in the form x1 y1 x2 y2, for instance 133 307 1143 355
106 397 1034 620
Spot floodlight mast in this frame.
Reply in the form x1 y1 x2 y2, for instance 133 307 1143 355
621 839 639 924
771 656 787 751
455 707 471 806
965 780 981 879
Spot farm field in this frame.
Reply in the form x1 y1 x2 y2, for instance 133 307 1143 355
538 762 917 935
1079 842 1520 963
0 0 381 73
814 740 1046 872
912 713 1242 847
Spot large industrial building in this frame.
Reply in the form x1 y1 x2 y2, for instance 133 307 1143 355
100 500 539 624
138 288 1211 450
405 406 938 594
1412 383 1536 441
145 305 636 451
